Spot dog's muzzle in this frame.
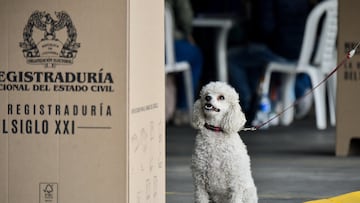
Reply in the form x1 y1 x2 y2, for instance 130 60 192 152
204 103 220 112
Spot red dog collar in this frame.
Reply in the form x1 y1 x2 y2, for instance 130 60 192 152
204 123 223 132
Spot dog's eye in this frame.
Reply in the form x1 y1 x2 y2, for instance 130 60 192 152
218 95 225 100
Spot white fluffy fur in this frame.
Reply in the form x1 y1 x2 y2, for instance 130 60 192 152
191 81 258 203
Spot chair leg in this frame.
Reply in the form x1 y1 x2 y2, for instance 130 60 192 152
183 69 194 119
309 71 327 130
280 74 296 126
327 75 336 126
262 68 272 96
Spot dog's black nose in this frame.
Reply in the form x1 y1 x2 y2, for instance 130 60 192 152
205 95 212 102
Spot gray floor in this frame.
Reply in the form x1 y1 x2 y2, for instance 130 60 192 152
166 118 360 203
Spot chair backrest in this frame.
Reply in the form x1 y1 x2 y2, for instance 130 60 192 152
298 0 338 71
165 3 176 70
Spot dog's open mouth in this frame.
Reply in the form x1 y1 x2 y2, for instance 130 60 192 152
204 103 220 112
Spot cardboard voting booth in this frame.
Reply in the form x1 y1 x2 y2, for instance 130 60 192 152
0 0 165 202
337 0 360 156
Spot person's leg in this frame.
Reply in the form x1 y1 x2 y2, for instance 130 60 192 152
174 39 203 110
227 47 254 116
295 73 313 119
228 44 287 124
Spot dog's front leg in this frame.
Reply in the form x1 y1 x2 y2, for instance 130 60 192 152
194 184 210 203
229 195 243 203
228 189 242 203
229 187 258 203
241 187 258 203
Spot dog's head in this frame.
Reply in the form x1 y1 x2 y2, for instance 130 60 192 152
192 81 246 134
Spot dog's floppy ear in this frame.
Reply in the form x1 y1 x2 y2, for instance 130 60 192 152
191 99 205 130
221 102 246 133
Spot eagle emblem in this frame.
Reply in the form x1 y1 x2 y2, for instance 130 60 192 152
20 11 80 68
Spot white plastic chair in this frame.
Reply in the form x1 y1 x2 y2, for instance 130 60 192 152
262 0 338 130
192 18 233 82
165 4 194 117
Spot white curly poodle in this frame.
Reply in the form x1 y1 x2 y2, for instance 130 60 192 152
191 81 258 203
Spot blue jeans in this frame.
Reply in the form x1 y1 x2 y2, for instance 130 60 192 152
228 44 286 113
228 43 311 117
174 39 203 110
295 73 312 98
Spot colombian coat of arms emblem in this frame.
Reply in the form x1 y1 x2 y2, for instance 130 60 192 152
20 11 80 68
